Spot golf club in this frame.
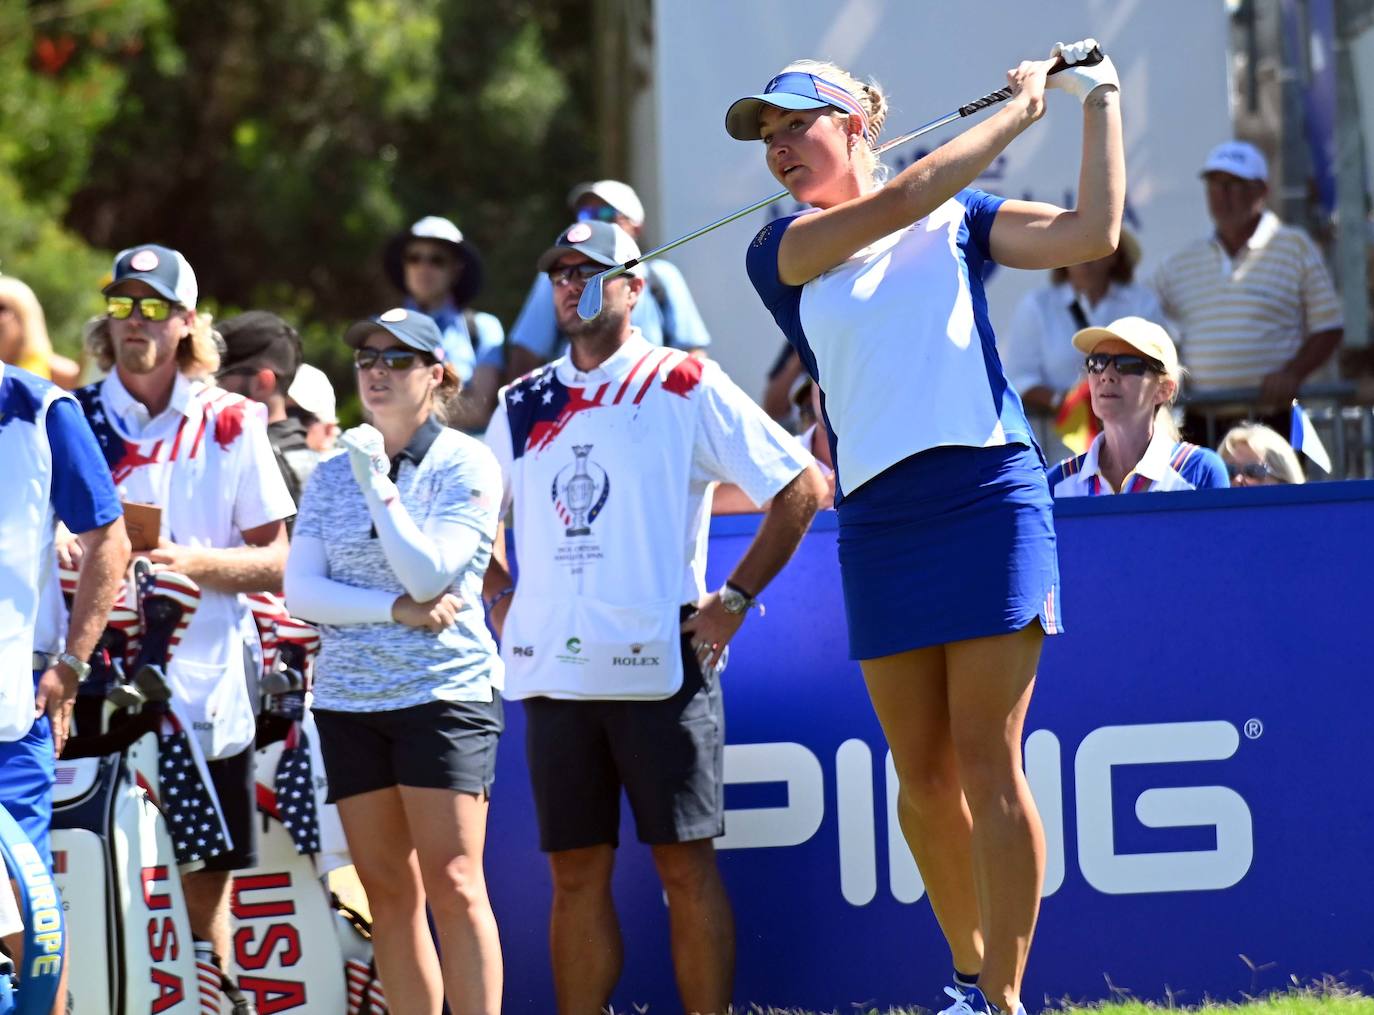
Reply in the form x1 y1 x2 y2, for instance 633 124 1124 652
577 47 1102 321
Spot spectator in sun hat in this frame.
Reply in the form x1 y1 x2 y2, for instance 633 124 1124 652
502 179 712 383
1151 141 1344 443
76 243 295 1013
1047 316 1229 497
1001 226 1166 462
215 310 310 509
286 305 505 1013
383 215 506 432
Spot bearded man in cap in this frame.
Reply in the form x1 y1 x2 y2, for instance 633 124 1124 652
77 244 296 1015
503 180 713 383
1152 141 1344 443
484 221 823 1015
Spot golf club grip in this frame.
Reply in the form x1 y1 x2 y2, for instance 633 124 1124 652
956 45 1103 117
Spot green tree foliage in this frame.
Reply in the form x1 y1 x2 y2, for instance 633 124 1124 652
60 0 598 396
4 0 599 401
0 0 172 349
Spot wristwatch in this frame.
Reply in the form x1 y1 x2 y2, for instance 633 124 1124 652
720 581 763 616
56 652 91 682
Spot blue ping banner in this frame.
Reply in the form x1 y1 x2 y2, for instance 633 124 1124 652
484 481 1374 1012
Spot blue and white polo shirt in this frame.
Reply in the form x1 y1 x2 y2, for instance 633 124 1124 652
746 188 1037 502
1047 429 1230 497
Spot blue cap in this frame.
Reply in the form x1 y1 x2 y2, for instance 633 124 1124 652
105 245 198 309
725 72 869 141
343 308 446 362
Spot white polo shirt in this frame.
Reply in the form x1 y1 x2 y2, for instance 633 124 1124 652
1151 211 1343 391
1047 429 1229 497
485 331 810 700
747 189 1038 502
76 371 295 758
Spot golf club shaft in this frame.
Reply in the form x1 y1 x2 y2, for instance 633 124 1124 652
598 74 1068 281
578 48 1097 319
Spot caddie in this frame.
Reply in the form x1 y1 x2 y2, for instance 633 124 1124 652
77 244 295 1015
483 220 825 1015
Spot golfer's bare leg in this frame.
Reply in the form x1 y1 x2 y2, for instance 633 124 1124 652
862 645 985 976
650 839 734 1015
548 845 620 1014
948 624 1047 1013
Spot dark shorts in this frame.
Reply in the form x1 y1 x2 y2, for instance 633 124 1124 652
523 629 725 852
202 746 258 872
837 443 1063 660
313 698 504 803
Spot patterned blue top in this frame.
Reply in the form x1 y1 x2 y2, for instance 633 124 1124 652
294 421 504 710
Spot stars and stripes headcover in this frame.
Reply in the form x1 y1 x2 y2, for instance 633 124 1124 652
159 708 232 865
275 723 321 856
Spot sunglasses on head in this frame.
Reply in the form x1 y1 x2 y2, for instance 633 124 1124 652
107 295 176 322
354 346 433 371
575 205 619 224
1085 352 1164 377
547 262 606 287
405 251 452 268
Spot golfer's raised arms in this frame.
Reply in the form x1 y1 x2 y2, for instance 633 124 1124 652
757 43 1120 286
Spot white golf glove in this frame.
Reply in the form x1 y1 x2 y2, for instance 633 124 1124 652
339 424 398 503
1046 39 1118 103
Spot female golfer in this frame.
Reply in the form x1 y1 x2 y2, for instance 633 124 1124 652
1048 317 1229 496
727 41 1120 1015
285 309 504 1015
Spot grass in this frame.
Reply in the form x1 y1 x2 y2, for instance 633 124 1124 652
710 981 1374 1015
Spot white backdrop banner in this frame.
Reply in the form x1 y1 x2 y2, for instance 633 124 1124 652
641 0 1233 394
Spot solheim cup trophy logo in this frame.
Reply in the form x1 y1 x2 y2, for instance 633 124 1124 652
553 444 610 537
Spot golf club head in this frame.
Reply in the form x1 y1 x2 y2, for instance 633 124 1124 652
107 682 147 710
131 663 173 704
577 273 608 321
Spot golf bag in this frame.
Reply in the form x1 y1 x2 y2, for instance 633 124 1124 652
227 596 389 1014
52 563 213 1015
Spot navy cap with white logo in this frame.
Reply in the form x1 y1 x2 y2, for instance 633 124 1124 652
104 244 199 309
343 308 446 361
534 221 644 277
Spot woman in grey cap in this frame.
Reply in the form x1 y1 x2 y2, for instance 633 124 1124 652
285 308 506 1014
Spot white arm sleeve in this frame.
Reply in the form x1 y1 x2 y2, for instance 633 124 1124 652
284 535 397 625
365 497 483 602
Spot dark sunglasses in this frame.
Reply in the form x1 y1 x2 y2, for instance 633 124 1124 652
575 205 619 223
354 346 433 371
107 295 175 322
1085 352 1164 377
1228 462 1280 483
405 251 452 268
548 262 606 287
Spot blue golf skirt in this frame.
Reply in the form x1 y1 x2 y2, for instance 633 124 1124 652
836 442 1062 660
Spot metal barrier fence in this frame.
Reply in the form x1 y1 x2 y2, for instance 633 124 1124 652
1182 381 1374 479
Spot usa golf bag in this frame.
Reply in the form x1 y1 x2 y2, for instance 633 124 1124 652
232 595 389 1015
53 563 215 1015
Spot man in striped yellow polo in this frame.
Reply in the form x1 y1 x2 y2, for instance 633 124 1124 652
1152 141 1344 443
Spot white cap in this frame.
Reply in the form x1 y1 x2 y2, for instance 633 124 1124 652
566 180 645 226
407 215 465 244
286 363 338 423
1200 141 1268 183
1072 316 1179 375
